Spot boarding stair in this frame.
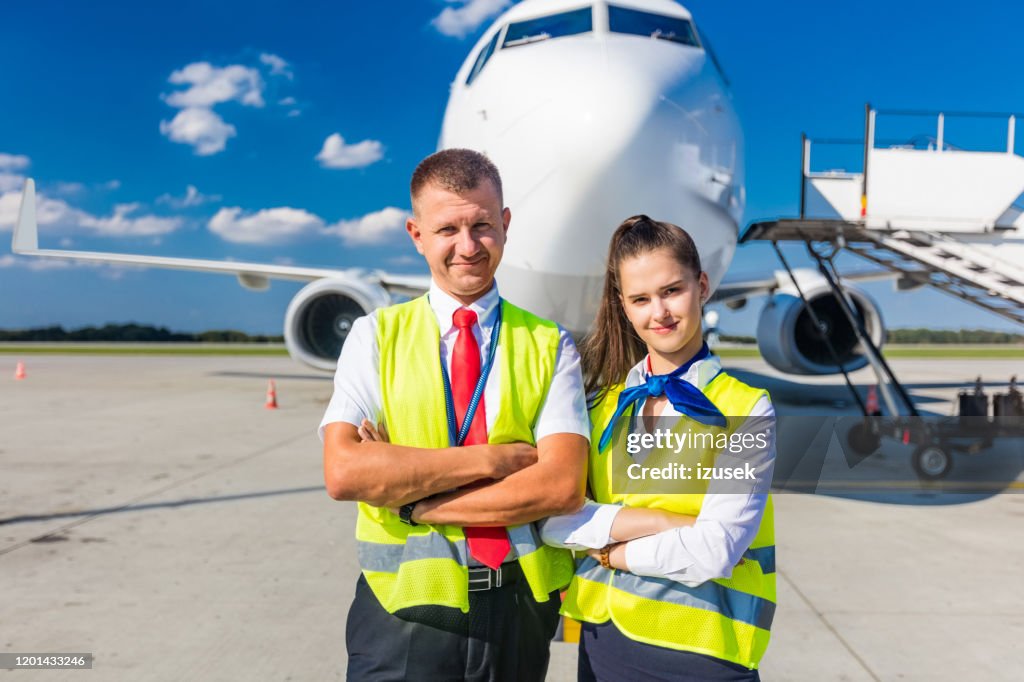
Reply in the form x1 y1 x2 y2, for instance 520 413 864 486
743 105 1024 415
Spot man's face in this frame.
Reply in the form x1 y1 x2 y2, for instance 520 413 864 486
406 179 510 303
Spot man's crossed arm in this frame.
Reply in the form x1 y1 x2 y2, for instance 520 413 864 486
322 422 587 525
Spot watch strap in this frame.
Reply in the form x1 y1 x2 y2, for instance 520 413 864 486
399 502 418 526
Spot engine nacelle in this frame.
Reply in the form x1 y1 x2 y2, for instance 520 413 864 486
284 278 391 371
756 271 885 375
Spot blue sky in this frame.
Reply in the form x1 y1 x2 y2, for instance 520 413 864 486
1 0 1021 335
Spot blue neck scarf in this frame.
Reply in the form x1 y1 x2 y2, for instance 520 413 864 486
597 343 727 453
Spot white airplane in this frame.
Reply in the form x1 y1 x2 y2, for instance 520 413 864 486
11 0 888 375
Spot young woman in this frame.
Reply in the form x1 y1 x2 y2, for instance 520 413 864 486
541 215 777 681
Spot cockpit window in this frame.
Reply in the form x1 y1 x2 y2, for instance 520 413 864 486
466 30 501 85
502 7 593 48
608 5 700 47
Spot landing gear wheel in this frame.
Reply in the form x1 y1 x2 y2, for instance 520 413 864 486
847 421 881 456
912 444 951 481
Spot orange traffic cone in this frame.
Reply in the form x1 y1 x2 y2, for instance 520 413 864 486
865 385 881 416
14 361 26 380
264 380 279 409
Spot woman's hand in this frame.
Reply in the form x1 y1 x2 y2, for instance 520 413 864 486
609 507 696 542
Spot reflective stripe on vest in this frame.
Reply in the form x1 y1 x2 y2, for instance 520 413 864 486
575 556 776 631
357 294 574 613
563 370 776 669
358 533 469 573
743 546 776 575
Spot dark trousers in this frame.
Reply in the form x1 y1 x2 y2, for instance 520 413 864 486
578 621 761 682
346 574 561 681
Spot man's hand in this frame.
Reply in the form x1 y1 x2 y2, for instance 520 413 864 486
357 419 537 480
410 432 587 527
485 442 538 478
325 419 549 508
357 419 389 444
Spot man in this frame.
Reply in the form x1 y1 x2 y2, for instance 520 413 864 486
319 148 590 681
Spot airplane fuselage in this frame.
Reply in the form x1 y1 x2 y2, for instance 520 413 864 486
440 0 742 333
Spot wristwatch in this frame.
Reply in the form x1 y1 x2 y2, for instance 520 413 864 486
399 502 419 526
599 545 613 570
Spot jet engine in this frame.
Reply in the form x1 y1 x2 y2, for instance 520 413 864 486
284 277 391 371
756 271 885 375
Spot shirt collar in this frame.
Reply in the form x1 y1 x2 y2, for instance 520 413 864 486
428 280 500 334
624 351 722 391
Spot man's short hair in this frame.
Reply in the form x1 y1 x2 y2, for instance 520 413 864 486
410 148 503 214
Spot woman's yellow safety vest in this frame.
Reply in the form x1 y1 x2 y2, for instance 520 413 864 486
561 372 776 669
355 294 575 614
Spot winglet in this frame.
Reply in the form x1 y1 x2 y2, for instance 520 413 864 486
13 178 38 253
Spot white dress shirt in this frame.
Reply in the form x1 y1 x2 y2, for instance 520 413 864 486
539 353 776 587
318 280 590 444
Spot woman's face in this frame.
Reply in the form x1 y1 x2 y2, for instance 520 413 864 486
618 248 709 370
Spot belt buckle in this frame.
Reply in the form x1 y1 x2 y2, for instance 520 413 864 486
467 566 502 592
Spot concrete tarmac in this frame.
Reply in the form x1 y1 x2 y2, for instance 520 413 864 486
1 354 1022 680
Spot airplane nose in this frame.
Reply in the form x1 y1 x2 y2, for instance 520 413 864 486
445 37 741 332
496 48 736 230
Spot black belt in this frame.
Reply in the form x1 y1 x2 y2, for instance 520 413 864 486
467 561 522 592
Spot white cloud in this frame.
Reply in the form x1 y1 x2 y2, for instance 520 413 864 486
208 206 325 244
387 254 420 266
0 189 80 233
0 251 141 278
204 203 409 247
159 56 300 155
48 179 121 196
0 172 25 193
0 253 72 271
159 107 237 156
0 253 84 271
0 187 182 238
79 203 183 237
432 0 510 38
0 253 138 276
325 207 409 245
157 184 221 208
260 53 294 79
278 96 301 118
315 133 384 169
0 153 30 172
48 181 87 196
164 62 265 109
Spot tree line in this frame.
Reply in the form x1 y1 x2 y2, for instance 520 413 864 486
719 329 1022 345
886 328 1023 344
0 324 284 343
0 324 1019 345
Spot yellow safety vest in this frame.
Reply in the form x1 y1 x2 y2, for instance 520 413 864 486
562 371 776 669
355 294 575 614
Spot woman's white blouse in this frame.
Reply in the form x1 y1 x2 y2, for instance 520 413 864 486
539 354 776 588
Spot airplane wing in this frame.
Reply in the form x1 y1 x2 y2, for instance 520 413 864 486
711 267 896 307
12 179 430 296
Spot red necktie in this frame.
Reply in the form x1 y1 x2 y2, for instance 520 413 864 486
451 307 510 570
